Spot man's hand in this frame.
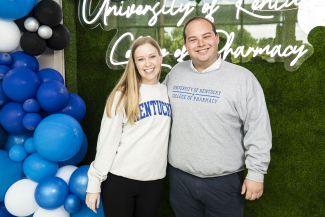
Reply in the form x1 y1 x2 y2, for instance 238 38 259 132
241 179 263 200
86 192 100 213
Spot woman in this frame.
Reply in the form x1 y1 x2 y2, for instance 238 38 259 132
85 37 171 217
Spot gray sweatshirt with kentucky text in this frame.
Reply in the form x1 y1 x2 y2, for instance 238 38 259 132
163 59 272 183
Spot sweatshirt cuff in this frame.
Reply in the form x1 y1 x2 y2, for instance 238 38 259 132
86 180 101 193
246 170 264 183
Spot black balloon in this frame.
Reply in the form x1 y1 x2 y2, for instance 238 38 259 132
47 24 70 50
20 32 47 56
34 0 63 27
14 9 34 32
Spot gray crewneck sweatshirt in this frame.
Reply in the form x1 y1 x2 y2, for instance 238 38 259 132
163 59 272 183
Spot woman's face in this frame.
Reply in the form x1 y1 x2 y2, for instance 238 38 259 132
134 43 162 85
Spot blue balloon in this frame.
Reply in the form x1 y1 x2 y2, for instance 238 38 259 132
0 126 7 147
0 150 24 202
23 153 58 183
0 201 15 217
49 93 86 122
0 0 36 20
24 137 36 154
59 132 88 167
22 113 42 131
0 65 10 80
9 145 27 162
10 51 39 73
69 165 90 201
34 114 83 162
0 81 11 109
3 130 33 151
36 80 69 112
2 67 40 102
23 98 40 113
0 102 27 134
35 176 69 210
64 194 81 214
71 200 105 217
0 53 12 66
37 68 64 85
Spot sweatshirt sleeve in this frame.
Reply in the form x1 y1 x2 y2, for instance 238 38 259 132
243 76 272 183
87 92 124 193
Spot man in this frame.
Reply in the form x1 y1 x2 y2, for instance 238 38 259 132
163 16 272 217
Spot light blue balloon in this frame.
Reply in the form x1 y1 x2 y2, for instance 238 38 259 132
34 114 83 162
0 0 36 20
0 150 24 202
23 153 58 183
71 200 105 217
59 132 88 167
3 131 33 151
23 137 36 154
9 145 27 162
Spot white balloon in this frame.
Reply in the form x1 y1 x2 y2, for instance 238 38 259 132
38 25 53 39
55 165 78 185
4 179 39 216
0 19 21 53
33 206 69 217
24 17 40 33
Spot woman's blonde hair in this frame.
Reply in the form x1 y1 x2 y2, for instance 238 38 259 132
105 37 162 124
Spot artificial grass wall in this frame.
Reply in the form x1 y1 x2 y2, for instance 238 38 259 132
63 0 325 216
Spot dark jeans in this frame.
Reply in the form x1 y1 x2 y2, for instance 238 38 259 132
101 173 164 217
168 164 245 217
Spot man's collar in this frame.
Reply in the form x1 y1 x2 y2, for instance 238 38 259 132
190 53 221 73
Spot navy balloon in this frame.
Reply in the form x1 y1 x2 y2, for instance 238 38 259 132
71 201 105 217
9 145 27 162
0 65 10 80
10 51 39 73
35 176 69 210
23 153 58 183
0 53 12 66
0 126 7 147
0 201 15 217
38 108 48 120
0 102 27 134
36 80 68 112
23 98 40 113
24 137 36 154
0 0 36 20
59 132 88 167
37 68 64 84
2 67 40 102
22 113 42 130
34 114 83 161
64 194 81 214
3 130 33 151
0 81 11 109
0 150 24 202
49 93 86 122
69 165 90 201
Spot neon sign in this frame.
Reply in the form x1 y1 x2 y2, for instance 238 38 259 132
78 0 325 72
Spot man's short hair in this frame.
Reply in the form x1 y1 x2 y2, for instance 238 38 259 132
183 16 217 42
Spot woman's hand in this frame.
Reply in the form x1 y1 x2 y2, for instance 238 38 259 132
86 192 100 213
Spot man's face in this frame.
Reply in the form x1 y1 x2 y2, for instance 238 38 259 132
184 19 219 71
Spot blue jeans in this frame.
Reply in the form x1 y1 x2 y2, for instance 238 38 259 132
168 164 244 217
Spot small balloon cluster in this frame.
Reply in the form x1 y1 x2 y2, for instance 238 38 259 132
0 0 70 57
0 51 103 217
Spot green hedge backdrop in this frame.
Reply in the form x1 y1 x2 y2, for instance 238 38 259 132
63 0 325 216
